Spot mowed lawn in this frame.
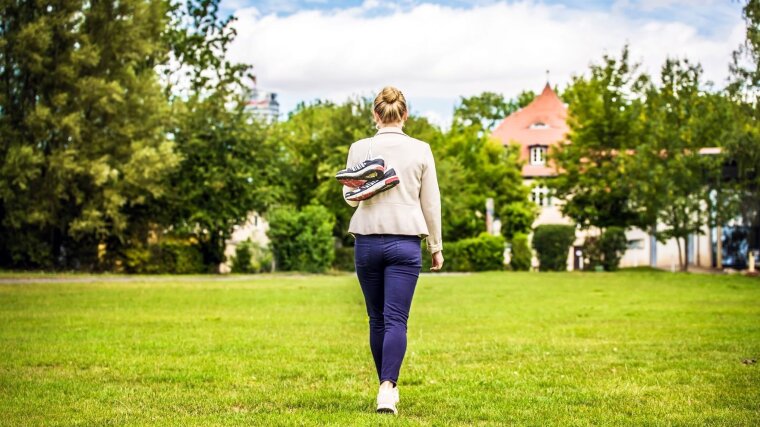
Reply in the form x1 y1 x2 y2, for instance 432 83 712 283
1 270 758 426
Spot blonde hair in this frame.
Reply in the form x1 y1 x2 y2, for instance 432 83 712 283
373 86 408 124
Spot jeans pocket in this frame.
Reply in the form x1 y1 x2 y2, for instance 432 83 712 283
354 242 371 267
397 239 422 268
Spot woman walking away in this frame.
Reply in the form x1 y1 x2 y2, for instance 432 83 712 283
341 86 444 415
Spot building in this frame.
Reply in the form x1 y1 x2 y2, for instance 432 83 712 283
491 83 732 271
244 88 280 124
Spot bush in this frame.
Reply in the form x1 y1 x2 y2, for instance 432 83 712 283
599 226 628 271
509 232 532 271
124 240 205 274
231 239 273 273
582 227 629 271
425 233 505 272
267 205 335 273
333 246 355 272
532 224 576 271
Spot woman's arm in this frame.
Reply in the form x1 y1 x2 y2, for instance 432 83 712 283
420 144 442 254
342 144 359 208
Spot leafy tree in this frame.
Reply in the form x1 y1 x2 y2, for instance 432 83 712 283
725 0 760 263
547 46 648 234
453 91 534 131
0 0 179 268
441 92 537 241
155 0 277 269
632 59 728 272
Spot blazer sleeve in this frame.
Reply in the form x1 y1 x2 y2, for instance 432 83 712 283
420 144 443 253
342 143 359 208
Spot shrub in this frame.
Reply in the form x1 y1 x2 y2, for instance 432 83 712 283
267 205 335 273
583 235 603 271
599 226 628 271
124 240 205 274
509 232 532 271
231 239 273 273
333 246 355 272
532 224 576 271
582 227 629 271
426 233 505 272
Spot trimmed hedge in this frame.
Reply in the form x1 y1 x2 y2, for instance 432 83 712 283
509 232 532 271
124 240 205 274
266 205 335 273
424 233 505 272
532 224 576 272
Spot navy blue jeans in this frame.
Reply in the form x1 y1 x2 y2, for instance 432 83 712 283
354 234 422 385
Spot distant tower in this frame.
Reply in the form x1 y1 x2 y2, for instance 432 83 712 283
244 83 280 124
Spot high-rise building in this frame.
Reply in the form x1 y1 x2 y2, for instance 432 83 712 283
244 88 279 124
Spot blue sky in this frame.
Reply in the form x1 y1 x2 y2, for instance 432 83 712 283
222 0 745 127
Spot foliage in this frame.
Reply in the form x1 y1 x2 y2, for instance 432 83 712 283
631 59 731 271
440 93 537 241
0 0 180 269
725 0 760 255
124 240 205 274
547 46 648 232
266 205 335 273
333 247 355 272
509 232 532 271
231 239 272 274
532 224 576 271
428 233 505 272
452 91 535 131
599 226 628 271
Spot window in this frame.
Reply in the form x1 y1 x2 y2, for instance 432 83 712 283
530 185 552 207
530 146 546 165
530 122 549 129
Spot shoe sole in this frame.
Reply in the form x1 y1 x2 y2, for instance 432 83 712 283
337 165 385 187
347 176 399 201
376 404 397 415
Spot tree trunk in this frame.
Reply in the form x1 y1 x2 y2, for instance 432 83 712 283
675 235 684 272
682 236 689 272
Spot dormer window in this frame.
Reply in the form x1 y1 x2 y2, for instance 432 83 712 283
530 122 549 129
530 145 546 165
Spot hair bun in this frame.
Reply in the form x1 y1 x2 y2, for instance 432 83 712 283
382 87 400 104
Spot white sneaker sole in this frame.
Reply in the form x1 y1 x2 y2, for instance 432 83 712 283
376 403 397 414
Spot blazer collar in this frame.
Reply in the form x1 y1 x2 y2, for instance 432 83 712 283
376 126 406 136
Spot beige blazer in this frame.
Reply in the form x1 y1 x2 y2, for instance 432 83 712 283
343 126 443 253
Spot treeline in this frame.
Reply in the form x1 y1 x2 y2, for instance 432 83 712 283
0 0 537 272
2 0 759 273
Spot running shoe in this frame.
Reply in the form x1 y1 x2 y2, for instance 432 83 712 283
376 385 399 415
344 168 400 202
336 156 386 188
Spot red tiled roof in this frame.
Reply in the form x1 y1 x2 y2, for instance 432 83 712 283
491 83 568 177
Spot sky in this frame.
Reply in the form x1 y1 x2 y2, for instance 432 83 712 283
221 0 746 127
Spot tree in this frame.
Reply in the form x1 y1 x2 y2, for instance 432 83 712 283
453 91 534 131
725 0 760 265
153 0 278 270
0 0 179 269
632 59 727 272
547 46 648 235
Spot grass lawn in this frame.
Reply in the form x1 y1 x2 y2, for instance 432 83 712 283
1 270 758 426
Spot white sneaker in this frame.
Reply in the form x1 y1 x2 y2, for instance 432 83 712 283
376 385 399 414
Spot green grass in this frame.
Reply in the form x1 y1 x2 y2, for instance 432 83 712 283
1 271 758 426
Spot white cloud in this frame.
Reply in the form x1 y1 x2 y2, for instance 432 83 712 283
228 1 744 124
